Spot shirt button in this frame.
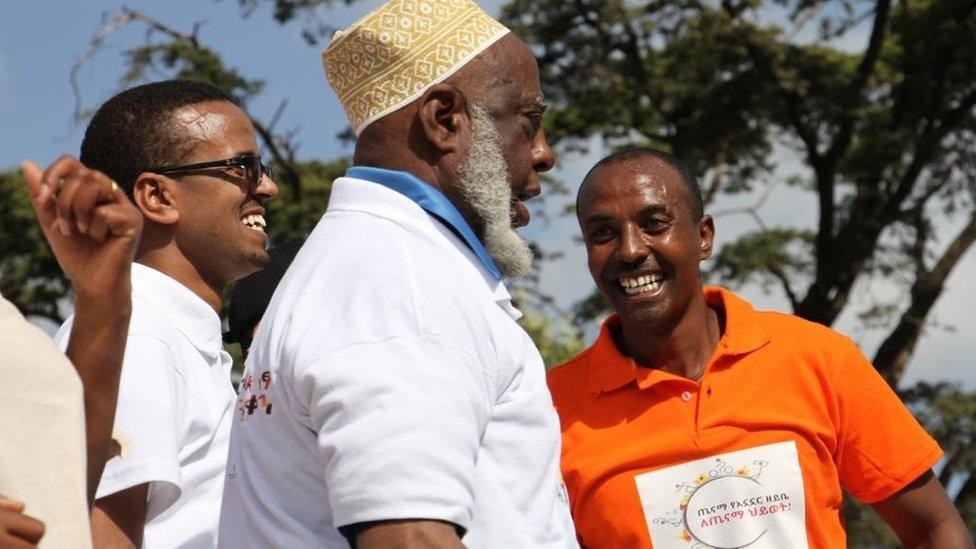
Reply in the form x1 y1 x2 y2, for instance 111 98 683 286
681 391 693 402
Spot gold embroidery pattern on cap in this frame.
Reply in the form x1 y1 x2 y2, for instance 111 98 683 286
323 0 508 135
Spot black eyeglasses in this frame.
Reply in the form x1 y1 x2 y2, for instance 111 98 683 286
150 154 273 188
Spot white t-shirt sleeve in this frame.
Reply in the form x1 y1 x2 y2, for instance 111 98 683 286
95 333 184 518
297 334 492 531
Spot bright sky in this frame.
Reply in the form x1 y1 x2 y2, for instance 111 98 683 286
1 0 972 388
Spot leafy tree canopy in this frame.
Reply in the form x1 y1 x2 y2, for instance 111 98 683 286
497 0 976 388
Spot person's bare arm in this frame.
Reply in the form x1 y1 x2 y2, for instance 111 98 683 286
871 470 973 548
22 158 142 505
351 519 464 549
90 484 148 549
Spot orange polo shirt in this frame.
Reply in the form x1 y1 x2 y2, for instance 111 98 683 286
548 287 941 549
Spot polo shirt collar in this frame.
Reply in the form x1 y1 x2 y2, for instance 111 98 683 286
588 286 770 395
705 286 770 356
131 263 224 361
345 166 503 281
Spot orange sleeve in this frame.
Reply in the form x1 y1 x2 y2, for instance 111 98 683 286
832 339 942 504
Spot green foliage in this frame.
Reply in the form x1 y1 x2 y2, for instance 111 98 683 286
502 0 777 190
0 170 70 323
709 228 815 305
124 42 265 106
503 0 976 385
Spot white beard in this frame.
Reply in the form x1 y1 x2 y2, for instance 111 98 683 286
456 105 534 279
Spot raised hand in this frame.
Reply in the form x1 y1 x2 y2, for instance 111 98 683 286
21 157 143 504
20 157 142 300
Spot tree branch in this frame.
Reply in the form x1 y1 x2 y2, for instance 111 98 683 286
768 264 801 311
70 8 204 123
121 7 201 46
710 180 801 308
822 0 891 169
794 0 891 320
881 87 976 223
797 65 976 327
873 209 976 385
71 11 138 122
701 150 726 207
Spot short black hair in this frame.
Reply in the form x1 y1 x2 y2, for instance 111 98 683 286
80 80 238 194
578 147 704 220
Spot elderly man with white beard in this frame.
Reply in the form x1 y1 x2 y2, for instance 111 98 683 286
217 1 578 548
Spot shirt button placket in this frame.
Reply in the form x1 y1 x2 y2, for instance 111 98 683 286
680 388 698 437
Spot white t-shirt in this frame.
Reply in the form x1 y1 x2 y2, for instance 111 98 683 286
0 292 92 549
56 263 235 548
218 176 577 548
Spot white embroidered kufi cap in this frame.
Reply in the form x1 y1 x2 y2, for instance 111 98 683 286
322 0 510 136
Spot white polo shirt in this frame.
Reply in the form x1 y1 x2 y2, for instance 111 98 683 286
218 175 577 548
56 263 235 548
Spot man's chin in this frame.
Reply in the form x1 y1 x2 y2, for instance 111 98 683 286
234 248 272 279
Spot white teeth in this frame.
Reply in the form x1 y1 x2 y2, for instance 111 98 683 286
241 214 267 232
618 274 664 295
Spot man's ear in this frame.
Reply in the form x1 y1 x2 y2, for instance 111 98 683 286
416 83 469 154
132 173 180 225
699 214 715 260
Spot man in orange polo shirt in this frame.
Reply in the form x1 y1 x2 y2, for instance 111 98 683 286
548 148 972 548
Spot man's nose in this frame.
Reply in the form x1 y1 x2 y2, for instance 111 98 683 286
617 224 649 264
255 173 279 201
532 127 556 173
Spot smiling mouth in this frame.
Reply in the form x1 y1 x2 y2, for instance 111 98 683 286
241 213 267 233
617 273 665 296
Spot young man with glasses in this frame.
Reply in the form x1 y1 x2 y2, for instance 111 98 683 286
53 80 279 548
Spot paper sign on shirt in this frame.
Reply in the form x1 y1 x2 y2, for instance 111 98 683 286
634 441 808 549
